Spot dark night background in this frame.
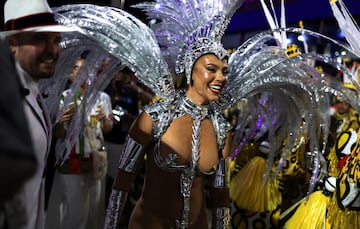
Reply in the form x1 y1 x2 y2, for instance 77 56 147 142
1 0 360 52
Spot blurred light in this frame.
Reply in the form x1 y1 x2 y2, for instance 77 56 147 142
337 30 345 39
297 35 305 42
341 51 347 56
286 38 292 44
149 19 157 25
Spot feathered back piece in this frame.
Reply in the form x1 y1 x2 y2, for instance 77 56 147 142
133 0 244 84
40 36 122 163
42 4 175 162
227 27 360 194
53 4 173 101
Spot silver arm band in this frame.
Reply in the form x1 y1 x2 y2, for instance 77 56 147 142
104 135 145 228
213 207 230 229
118 135 144 173
104 189 128 229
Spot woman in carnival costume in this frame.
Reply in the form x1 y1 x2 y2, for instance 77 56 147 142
105 0 246 227
52 0 246 228
47 0 360 228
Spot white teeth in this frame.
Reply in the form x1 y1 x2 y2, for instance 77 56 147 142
210 85 221 90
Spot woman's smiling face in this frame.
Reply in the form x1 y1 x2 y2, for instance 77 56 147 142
186 53 228 105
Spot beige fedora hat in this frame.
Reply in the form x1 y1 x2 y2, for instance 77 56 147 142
1 0 78 38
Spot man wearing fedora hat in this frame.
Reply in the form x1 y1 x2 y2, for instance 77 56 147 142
0 37 38 227
0 0 77 229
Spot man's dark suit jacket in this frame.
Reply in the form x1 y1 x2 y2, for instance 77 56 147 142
0 38 36 205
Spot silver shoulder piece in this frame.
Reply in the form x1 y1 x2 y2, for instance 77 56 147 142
210 104 232 151
118 135 144 173
144 101 169 139
144 94 182 139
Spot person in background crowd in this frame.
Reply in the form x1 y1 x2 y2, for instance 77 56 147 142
328 67 360 149
0 0 76 228
50 52 113 229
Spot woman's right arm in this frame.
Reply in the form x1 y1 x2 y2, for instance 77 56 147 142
104 111 153 228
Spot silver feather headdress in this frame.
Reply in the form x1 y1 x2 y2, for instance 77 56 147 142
134 0 244 84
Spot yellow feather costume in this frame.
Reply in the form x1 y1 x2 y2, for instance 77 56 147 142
326 130 360 229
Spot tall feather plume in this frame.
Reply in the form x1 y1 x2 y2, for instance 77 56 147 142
259 0 288 49
226 27 360 194
44 4 174 162
40 36 121 163
54 4 173 101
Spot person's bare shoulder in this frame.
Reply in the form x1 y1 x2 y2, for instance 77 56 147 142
129 111 153 145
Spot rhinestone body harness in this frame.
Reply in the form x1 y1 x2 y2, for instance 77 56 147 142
145 91 230 228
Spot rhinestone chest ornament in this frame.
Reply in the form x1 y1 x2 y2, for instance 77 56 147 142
176 96 208 229
147 95 210 228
